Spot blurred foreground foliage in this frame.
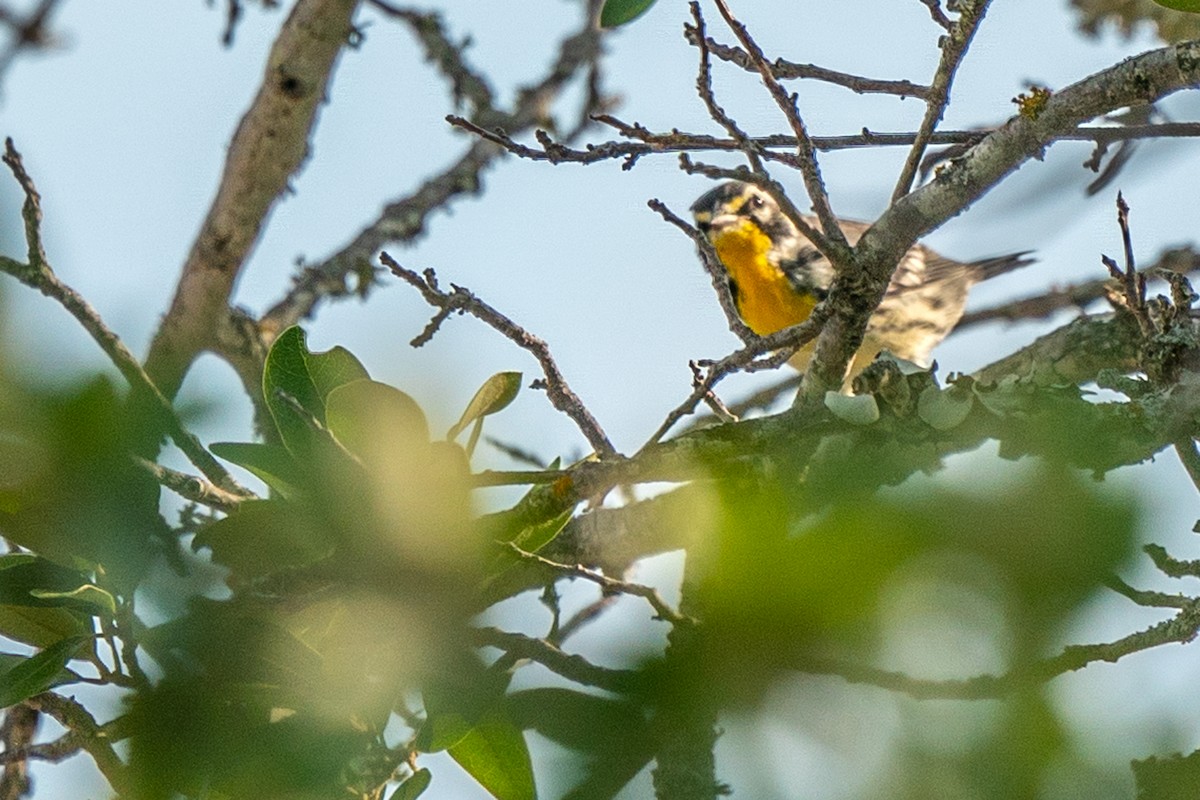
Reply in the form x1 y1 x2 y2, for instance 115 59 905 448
0 320 1179 800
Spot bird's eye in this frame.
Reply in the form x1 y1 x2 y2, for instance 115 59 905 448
746 194 764 211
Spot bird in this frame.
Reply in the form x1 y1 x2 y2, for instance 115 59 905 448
690 181 1033 377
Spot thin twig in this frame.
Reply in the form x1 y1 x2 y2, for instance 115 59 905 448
799 597 1200 699
0 139 252 498
647 198 753 342
917 0 953 31
506 542 693 626
687 2 763 174
1174 438 1200 495
892 0 992 202
258 0 606 337
1144 544 1200 580
451 116 1200 168
25 694 132 796
1102 192 1154 337
641 310 827 448
710 0 849 257
469 626 640 693
683 26 931 98
383 253 618 457
1104 575 1192 609
133 456 247 512
471 469 569 488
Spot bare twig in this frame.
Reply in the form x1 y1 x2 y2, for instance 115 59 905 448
687 2 763 174
0 140 252 497
648 198 753 342
683 25 931 98
0 703 37 800
383 253 617 457
892 0 992 202
1144 544 1200 580
641 310 827 448
1104 575 1192 609
367 1 494 117
25 694 132 796
710 0 849 257
1102 192 1154 337
800 598 1200 699
0 0 63 83
451 116 1200 169
1174 438 1200 495
918 0 953 31
471 469 568 488
258 0 606 337
133 456 248 512
469 626 640 693
506 542 693 626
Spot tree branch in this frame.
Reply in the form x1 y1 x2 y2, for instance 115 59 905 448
145 0 362 398
383 254 618 457
0 139 252 497
804 38 1200 398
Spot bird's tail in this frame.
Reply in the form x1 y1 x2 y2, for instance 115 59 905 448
971 251 1037 281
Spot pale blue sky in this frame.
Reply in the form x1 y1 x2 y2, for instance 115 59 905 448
3 1 1200 797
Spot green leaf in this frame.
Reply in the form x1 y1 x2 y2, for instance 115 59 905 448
447 372 522 443
506 688 648 753
0 605 89 649
192 499 335 580
824 391 880 425
600 0 657 28
508 506 572 554
210 442 305 498
448 707 536 800
29 585 116 617
325 380 430 463
263 327 370 455
0 652 80 694
1151 0 1200 12
388 768 432 800
0 635 89 708
0 554 94 607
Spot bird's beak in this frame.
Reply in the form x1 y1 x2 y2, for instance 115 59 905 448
694 210 740 237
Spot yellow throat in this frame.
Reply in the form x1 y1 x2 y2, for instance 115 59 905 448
710 220 817 336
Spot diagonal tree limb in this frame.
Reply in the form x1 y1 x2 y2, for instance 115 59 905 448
144 0 363 400
803 39 1200 399
257 0 606 339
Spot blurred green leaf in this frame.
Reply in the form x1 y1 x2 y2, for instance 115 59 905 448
1134 750 1200 800
0 652 79 693
0 378 164 589
506 688 648 753
448 706 536 800
263 326 370 456
192 499 335 580
325 379 430 461
0 605 89 649
600 0 657 28
210 442 305 498
388 768 432 800
0 635 89 708
1150 0 1200 15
